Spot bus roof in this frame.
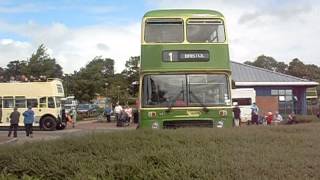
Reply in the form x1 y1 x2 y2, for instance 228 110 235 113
144 9 224 18
0 79 64 97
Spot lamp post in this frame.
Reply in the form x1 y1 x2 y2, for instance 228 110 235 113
117 86 120 103
105 82 109 108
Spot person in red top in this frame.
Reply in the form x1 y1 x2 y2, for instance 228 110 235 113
266 112 273 125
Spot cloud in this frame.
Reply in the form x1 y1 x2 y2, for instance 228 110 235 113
0 3 41 13
96 43 110 51
0 38 32 67
1 0 319 75
0 21 140 73
238 2 312 24
149 0 320 65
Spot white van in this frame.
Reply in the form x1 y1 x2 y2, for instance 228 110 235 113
231 88 256 123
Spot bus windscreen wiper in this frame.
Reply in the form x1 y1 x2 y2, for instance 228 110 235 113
189 91 209 113
165 90 184 113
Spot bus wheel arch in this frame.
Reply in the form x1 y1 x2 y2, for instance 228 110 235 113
40 115 57 131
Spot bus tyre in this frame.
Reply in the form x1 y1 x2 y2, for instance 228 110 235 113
41 116 57 131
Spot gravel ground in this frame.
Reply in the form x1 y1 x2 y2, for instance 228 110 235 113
0 120 137 145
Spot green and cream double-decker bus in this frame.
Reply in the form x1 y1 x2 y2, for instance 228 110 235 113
139 9 233 128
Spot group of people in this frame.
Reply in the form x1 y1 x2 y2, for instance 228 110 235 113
106 103 133 126
8 106 35 138
232 102 296 127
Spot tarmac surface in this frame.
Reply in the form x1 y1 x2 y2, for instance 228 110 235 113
0 119 137 145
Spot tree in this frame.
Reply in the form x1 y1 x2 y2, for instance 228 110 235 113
66 56 115 102
245 55 288 74
274 61 288 74
27 44 63 79
122 56 140 97
287 58 307 79
122 56 140 83
105 74 129 105
244 55 278 71
5 60 28 80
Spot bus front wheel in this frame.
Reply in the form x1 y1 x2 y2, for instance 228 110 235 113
41 116 57 131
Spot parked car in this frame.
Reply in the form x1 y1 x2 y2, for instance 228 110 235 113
77 104 98 117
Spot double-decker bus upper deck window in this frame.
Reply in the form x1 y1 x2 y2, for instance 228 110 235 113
187 19 225 43
145 18 184 43
57 84 63 94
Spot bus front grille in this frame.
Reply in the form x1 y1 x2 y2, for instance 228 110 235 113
163 120 213 128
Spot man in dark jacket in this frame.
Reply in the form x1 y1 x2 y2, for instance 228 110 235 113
8 107 20 138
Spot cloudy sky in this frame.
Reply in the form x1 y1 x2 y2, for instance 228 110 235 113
0 0 319 73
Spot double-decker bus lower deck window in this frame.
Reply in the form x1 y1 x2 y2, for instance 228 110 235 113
15 96 26 108
48 97 55 108
142 74 230 107
187 19 225 43
3 96 14 108
145 18 184 43
27 99 38 108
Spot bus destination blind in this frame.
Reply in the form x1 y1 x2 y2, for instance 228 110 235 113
163 50 209 62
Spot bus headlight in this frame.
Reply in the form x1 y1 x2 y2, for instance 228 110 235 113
217 121 224 128
152 121 159 129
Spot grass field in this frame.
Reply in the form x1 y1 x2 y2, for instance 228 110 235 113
1 123 320 179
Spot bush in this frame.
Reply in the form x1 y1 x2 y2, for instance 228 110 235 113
295 115 319 123
2 124 320 179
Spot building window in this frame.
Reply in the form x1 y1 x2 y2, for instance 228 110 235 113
272 89 295 115
271 89 278 95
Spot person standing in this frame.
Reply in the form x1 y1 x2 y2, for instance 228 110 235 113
70 107 77 128
124 105 133 123
8 107 20 138
114 103 123 122
23 106 35 137
274 111 283 125
232 104 241 127
104 106 112 122
250 103 259 125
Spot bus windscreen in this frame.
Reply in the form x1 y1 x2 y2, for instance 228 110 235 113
142 74 230 107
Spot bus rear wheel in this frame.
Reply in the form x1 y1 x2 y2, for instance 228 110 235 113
41 116 57 131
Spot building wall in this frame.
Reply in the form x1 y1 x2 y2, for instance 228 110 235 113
256 96 278 115
236 86 308 115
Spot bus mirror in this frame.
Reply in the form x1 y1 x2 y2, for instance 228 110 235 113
130 82 139 96
231 80 236 89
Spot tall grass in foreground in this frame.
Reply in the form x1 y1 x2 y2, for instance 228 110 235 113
1 124 320 179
